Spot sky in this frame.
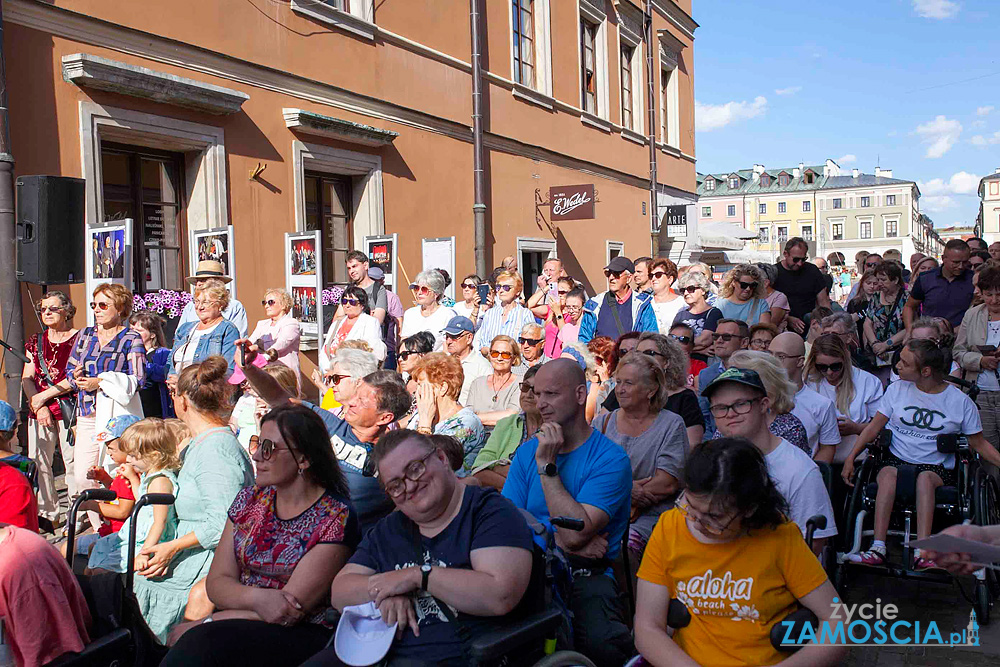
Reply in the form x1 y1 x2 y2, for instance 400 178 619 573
691 0 999 229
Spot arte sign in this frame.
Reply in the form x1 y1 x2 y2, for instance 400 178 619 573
549 184 595 221
663 205 687 231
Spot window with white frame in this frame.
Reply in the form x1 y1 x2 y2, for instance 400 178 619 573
759 203 767 215
510 0 552 95
802 225 813 241
802 200 811 212
659 59 679 147
620 43 638 131
579 12 608 119
860 221 872 239
833 198 842 209
861 196 871 208
702 206 711 217
704 178 715 192
886 194 896 206
727 204 736 217
293 0 375 38
886 219 898 236
832 223 843 240
778 202 786 214
729 176 739 189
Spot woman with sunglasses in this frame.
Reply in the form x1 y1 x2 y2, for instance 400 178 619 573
133 355 255 638
466 335 522 428
472 270 537 357
755 262 789 332
410 352 486 477
649 258 686 334
320 286 387 370
472 365 543 490
247 288 302 381
400 270 457 352
805 334 883 466
671 270 723 362
58 283 146 530
715 264 772 326
21 290 79 528
162 404 359 664
635 438 844 667
452 273 484 324
169 280 240 383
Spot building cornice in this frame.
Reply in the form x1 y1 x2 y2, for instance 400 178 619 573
651 0 698 39
283 108 398 146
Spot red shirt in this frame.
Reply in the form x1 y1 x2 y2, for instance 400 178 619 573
24 331 79 421
0 527 91 666
98 472 135 536
0 464 38 532
688 358 708 390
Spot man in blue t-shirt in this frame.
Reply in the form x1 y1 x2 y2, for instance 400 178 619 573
305 429 534 667
502 358 634 665
238 343 410 532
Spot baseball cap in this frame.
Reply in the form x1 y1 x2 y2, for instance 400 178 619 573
97 414 142 444
604 256 635 274
441 316 475 336
0 400 16 431
368 266 385 281
335 601 397 666
228 352 269 385
701 367 767 399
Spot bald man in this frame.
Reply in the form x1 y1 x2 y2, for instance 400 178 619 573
769 332 840 463
502 359 634 665
812 257 834 296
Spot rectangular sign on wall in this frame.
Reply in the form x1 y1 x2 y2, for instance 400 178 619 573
549 184 596 221
421 237 456 300
364 234 398 290
285 230 323 349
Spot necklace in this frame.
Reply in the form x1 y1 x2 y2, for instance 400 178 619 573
489 373 513 402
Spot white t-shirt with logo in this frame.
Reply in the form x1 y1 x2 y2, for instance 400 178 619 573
809 367 884 463
765 439 838 539
791 385 842 457
880 381 983 468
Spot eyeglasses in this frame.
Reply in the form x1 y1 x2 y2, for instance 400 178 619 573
749 338 771 350
520 382 535 393
772 352 802 362
490 350 514 360
326 374 352 385
445 332 470 340
38 306 64 314
815 362 844 374
250 436 294 461
89 301 112 311
563 305 582 311
409 284 431 295
461 282 477 290
261 299 277 307
675 492 740 534
342 298 361 307
398 351 423 361
789 256 807 264
383 449 438 498
669 334 692 345
496 284 514 293
679 286 701 294
518 337 543 346
737 281 758 291
640 349 665 359
604 270 625 279
708 397 759 419
711 333 746 342
194 299 218 308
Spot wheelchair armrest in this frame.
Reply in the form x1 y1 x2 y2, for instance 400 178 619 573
467 607 563 659
805 515 827 550
770 607 819 652
45 628 132 666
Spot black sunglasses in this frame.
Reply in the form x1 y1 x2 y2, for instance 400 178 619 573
261 299 277 307
640 349 665 358
737 281 758 291
815 362 844 374
679 286 701 294
789 256 807 264
460 282 477 290
326 374 352 385
398 351 423 360
342 298 361 307
518 337 543 346
604 270 625 279
669 334 692 344
711 333 745 342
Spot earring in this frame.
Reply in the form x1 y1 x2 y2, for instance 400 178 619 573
297 468 304 476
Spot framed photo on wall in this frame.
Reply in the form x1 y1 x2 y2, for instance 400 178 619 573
421 236 456 301
191 226 236 297
86 220 133 326
364 234 398 290
285 230 323 349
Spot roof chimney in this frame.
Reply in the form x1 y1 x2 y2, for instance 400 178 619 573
799 162 805 172
852 168 860 178
875 167 893 179
793 167 801 178
752 164 765 181
995 167 1000 174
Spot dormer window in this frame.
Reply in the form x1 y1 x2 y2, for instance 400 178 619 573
804 171 815 184
778 173 790 187
760 174 771 187
705 178 715 191
728 176 739 189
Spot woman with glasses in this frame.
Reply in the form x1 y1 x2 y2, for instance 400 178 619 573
320 286 386 370
409 352 486 477
57 284 145 530
635 333 705 447
635 438 844 667
466 335 522 427
862 261 908 384
805 334 883 465
671 270 723 361
133 355 255 639
247 288 302 381
715 264 772 326
162 404 359 664
529 275 576 359
587 335 619 422
554 286 586 352
748 323 779 352
169 280 240 382
21 290 79 528
755 262 789 331
472 365 543 490
649 258 686 335
400 270 457 352
472 270 537 357
452 273 484 324
593 354 688 570
130 310 173 419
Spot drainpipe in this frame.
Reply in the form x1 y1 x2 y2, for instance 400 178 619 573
0 3 24 408
644 1 660 256
470 0 487 277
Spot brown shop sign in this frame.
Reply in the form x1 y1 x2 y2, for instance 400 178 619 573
549 184 595 221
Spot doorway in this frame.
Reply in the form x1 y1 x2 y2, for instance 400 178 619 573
304 172 353 287
517 238 556 292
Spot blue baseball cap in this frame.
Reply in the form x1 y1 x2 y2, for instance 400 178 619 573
97 414 142 444
441 316 475 336
0 400 16 431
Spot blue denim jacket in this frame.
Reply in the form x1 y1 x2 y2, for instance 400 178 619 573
167 319 239 376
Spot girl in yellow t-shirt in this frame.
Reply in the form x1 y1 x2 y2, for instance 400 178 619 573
634 438 846 667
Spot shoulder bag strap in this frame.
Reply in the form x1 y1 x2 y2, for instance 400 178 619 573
35 333 59 386
605 292 626 336
876 290 905 342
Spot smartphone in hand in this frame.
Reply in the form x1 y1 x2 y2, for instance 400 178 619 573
978 345 997 355
477 283 491 304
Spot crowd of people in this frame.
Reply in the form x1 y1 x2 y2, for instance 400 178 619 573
1 236 999 666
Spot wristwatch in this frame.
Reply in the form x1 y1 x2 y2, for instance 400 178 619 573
420 564 432 591
538 462 558 477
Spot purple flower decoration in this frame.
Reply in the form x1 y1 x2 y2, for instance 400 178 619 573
322 287 345 306
133 289 192 316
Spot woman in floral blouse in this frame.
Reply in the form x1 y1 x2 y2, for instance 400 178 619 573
162 404 359 663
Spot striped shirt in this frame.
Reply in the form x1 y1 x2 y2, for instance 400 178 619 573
66 327 146 417
472 303 537 352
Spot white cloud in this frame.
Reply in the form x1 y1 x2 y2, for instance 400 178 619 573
971 132 1000 147
918 171 981 196
912 0 960 19
977 106 994 116
972 119 987 129
914 115 962 158
921 195 957 212
695 96 768 132
836 154 857 164
775 86 802 96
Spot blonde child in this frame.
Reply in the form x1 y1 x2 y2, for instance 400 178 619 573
86 418 181 574
164 418 192 455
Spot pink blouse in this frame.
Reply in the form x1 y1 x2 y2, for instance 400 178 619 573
248 313 301 379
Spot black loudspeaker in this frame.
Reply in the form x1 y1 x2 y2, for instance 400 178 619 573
16 175 86 285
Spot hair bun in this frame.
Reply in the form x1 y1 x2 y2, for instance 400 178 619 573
197 355 229 383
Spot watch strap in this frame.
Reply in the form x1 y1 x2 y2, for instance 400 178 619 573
420 565 431 591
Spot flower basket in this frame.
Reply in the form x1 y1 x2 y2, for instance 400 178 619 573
133 290 192 347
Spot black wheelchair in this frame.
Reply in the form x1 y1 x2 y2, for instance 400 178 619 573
47 488 174 667
834 428 1000 623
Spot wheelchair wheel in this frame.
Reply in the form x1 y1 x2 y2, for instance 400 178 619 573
532 651 598 667
974 471 1000 599
976 581 991 626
